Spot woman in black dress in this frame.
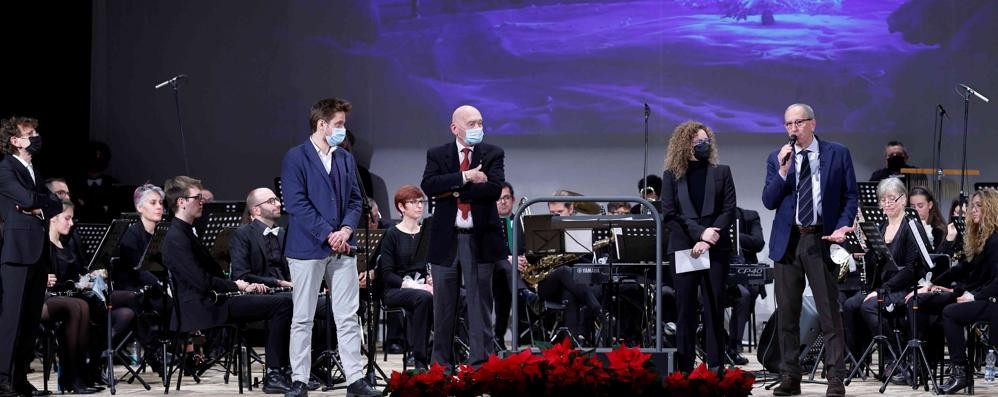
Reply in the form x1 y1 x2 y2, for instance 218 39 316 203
378 185 433 371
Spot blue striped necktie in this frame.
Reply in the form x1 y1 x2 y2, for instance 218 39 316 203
797 150 814 226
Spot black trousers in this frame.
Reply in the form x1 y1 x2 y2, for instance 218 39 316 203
941 300 998 363
537 266 602 339
774 231 845 379
727 285 760 351
0 262 48 385
227 294 293 369
383 288 433 364
842 290 907 358
673 254 729 371
430 234 495 368
492 258 513 345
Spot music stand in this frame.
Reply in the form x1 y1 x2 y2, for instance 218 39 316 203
845 222 899 384
76 223 111 264
858 182 880 207
860 206 886 225
90 219 149 393
195 201 245 252
355 229 386 273
523 214 563 255
210 228 237 276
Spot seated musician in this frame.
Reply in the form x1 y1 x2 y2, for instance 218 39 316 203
909 187 958 255
922 189 998 394
161 176 293 394
229 188 293 289
378 185 433 371
492 181 535 350
607 202 631 216
842 177 926 362
724 207 765 365
533 190 606 344
43 200 101 394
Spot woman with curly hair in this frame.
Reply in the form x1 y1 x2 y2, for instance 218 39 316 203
660 120 736 372
937 189 998 394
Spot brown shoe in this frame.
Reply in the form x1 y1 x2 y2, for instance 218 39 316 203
826 376 845 397
773 374 801 396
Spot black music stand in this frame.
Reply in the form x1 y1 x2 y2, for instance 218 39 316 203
209 228 237 276
523 214 563 255
845 222 899 384
196 201 245 253
355 229 386 273
90 220 149 393
76 223 111 264
861 206 887 225
139 223 172 388
858 182 880 207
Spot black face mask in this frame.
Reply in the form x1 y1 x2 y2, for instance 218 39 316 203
693 142 711 162
887 155 905 171
25 135 42 156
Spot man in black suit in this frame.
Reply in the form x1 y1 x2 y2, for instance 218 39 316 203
162 176 293 394
230 188 293 288
0 117 64 397
421 105 505 369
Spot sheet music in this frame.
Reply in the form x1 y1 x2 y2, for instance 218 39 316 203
675 249 710 274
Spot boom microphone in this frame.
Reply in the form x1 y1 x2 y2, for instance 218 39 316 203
781 135 798 165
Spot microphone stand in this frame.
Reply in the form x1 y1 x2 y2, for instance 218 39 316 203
959 89 970 206
932 105 947 197
350 155 389 386
641 104 650 206
155 74 191 175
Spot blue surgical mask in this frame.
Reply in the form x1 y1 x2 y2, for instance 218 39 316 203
325 127 347 146
464 127 484 146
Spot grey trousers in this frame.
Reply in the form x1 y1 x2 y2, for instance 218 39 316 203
775 231 846 379
430 234 496 368
288 255 364 384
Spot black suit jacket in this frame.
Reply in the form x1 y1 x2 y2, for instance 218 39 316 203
0 155 63 265
420 141 505 265
163 217 237 332
661 164 737 254
228 219 289 288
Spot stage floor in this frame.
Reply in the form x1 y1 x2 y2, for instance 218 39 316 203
25 348 997 396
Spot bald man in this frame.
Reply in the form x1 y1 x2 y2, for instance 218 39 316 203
229 188 294 289
421 105 506 369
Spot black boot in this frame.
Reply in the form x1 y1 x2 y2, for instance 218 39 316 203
939 362 971 395
772 374 801 396
263 368 292 394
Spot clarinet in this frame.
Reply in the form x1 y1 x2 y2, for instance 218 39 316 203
209 286 298 303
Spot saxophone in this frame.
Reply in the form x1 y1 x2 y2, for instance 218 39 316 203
522 237 612 288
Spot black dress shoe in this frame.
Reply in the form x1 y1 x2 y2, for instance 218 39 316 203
263 368 292 394
386 342 403 355
772 374 801 396
59 382 99 395
415 361 428 372
0 383 20 397
283 380 308 397
727 348 749 366
345 379 379 397
825 376 845 397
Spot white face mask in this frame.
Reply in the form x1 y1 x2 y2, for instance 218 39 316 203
325 127 346 146
464 127 484 145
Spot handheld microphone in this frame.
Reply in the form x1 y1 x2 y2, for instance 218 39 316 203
781 135 798 166
154 74 188 89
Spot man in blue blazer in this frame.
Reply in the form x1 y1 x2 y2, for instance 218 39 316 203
421 105 505 369
280 98 377 397
0 117 64 397
762 103 857 397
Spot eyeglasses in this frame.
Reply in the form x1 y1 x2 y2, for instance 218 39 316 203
183 194 205 202
498 195 513 202
255 197 280 207
784 118 813 129
404 199 427 206
880 194 905 204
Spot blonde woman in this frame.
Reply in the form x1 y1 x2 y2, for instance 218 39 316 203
938 189 998 394
660 120 736 372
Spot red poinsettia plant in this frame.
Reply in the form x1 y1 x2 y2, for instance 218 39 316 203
386 338 755 396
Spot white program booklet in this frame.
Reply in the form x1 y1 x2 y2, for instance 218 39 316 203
675 249 710 273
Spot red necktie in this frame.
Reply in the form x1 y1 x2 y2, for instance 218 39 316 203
459 148 471 220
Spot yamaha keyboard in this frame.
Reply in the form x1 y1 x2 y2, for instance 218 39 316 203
729 263 773 286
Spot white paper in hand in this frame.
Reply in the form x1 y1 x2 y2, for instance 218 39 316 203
675 249 710 274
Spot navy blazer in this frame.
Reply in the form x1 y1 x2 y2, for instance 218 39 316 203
228 220 289 288
280 139 363 260
163 217 237 332
0 155 63 265
661 164 737 255
420 141 505 265
762 137 859 262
